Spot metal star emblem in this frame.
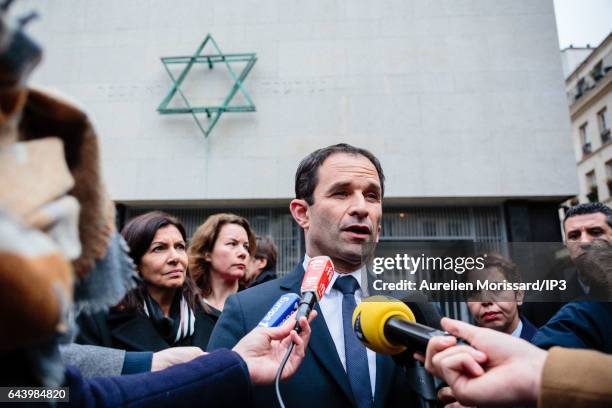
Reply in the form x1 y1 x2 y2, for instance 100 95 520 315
157 34 257 137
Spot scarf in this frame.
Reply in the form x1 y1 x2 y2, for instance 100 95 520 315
143 291 195 345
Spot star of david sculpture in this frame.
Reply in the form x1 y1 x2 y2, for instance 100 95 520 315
158 34 257 137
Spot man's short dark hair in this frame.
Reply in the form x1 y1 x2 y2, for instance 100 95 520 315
254 235 277 272
564 202 612 228
294 143 385 204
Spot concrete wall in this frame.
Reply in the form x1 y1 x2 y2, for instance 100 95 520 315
17 0 577 203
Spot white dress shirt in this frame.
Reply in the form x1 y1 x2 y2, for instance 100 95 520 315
303 255 377 397
510 319 523 338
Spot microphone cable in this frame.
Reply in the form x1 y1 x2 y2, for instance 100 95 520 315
274 341 295 408
273 256 334 407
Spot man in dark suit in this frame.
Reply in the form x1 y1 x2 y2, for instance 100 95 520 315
533 203 612 353
208 143 440 408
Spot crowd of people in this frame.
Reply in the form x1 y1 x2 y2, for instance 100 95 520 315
2 91 612 407
0 19 315 401
66 145 612 407
3 132 612 407
2 9 610 406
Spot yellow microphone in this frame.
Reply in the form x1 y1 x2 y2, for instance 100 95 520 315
352 296 463 354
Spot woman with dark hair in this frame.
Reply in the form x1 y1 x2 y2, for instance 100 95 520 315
77 211 217 353
190 213 256 313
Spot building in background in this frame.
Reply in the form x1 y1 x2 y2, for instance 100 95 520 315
565 32 612 205
20 0 577 279
560 45 593 79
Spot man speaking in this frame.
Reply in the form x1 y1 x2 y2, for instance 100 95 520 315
208 144 439 407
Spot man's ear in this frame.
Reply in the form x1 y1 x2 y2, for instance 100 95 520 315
257 257 268 271
375 224 381 243
290 199 310 229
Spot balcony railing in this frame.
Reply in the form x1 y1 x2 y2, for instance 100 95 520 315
582 142 592 156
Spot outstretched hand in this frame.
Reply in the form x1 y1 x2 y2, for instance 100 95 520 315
233 311 317 385
415 317 547 407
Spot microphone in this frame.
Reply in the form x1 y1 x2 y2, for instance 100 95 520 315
352 296 466 354
294 256 335 331
274 256 335 408
258 293 301 328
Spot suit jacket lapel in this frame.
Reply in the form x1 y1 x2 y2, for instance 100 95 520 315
281 262 355 404
374 354 396 407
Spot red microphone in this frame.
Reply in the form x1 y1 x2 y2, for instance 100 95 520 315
294 256 335 331
275 256 335 406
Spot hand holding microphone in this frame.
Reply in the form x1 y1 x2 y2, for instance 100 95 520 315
417 317 547 407
257 256 333 331
244 255 334 391
272 256 334 408
233 310 317 385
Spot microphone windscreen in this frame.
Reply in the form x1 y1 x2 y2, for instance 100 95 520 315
301 256 335 301
352 295 416 355
257 293 301 328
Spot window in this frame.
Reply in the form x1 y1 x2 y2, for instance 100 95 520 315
575 77 587 100
586 170 598 202
422 221 437 237
446 222 462 236
591 61 604 82
598 107 610 143
580 122 591 155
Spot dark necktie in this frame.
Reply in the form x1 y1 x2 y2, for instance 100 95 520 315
334 275 373 408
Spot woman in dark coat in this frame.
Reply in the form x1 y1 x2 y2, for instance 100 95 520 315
77 211 217 352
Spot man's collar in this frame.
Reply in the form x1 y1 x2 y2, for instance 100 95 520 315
577 274 591 294
511 319 523 338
